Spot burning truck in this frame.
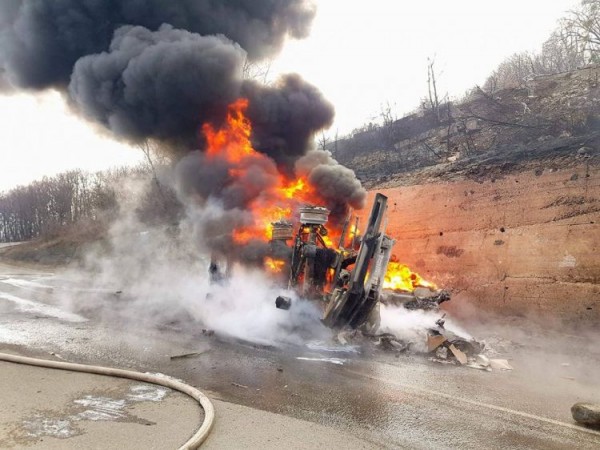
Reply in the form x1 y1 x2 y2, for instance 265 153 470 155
269 193 447 329
200 98 483 363
265 196 484 362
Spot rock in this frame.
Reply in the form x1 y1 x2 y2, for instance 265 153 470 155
571 403 600 426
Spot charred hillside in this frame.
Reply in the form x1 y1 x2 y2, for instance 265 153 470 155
334 66 600 188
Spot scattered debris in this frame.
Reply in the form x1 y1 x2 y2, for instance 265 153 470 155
466 355 492 371
571 403 600 426
275 295 292 310
376 334 409 353
382 289 450 311
429 357 455 365
231 382 248 389
403 289 451 310
201 329 214 337
296 357 346 365
448 344 468 365
435 313 447 329
476 354 490 366
171 343 211 360
435 346 448 359
335 330 364 347
489 359 513 371
170 351 204 360
481 336 523 356
336 331 350 346
427 334 447 352
49 352 65 360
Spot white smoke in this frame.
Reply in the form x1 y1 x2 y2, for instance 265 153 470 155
379 303 474 352
60 177 330 347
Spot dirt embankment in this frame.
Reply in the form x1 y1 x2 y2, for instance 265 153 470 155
362 162 600 324
0 226 108 268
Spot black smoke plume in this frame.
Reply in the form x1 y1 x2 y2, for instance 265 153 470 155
0 0 366 263
0 0 315 89
69 24 246 147
243 74 335 170
0 0 326 154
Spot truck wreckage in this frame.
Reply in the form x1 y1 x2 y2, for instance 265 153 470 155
212 193 489 365
274 193 396 331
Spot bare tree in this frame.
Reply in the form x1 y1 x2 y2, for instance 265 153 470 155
317 132 330 151
562 0 600 64
540 25 587 73
379 101 398 150
333 129 339 158
427 57 441 121
424 57 451 123
242 58 272 84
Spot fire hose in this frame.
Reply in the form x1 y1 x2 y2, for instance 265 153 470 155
0 352 215 449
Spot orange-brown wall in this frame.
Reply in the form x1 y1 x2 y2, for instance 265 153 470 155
359 164 600 323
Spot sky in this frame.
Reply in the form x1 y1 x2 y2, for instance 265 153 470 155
271 0 581 134
0 0 580 192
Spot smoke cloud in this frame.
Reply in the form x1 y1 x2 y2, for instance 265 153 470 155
69 25 246 146
243 75 335 169
59 181 331 347
295 149 367 221
0 0 331 157
0 0 364 265
0 0 315 90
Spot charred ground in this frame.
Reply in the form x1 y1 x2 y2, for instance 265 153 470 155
333 66 600 188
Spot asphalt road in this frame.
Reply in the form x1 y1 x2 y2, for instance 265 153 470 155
1 260 599 449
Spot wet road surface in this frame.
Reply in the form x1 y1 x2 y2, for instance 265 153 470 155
1 261 599 449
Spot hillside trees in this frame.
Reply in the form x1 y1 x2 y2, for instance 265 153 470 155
563 0 600 62
485 0 600 92
0 164 181 242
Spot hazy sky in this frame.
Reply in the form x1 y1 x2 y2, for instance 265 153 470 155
0 0 580 192
271 0 580 133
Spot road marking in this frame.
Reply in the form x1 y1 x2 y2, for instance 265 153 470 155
0 292 87 323
348 369 600 438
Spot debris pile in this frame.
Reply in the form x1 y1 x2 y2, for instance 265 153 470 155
383 288 451 310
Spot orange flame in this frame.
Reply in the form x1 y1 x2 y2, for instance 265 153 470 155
383 262 437 292
264 257 286 273
202 98 328 246
204 98 253 162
